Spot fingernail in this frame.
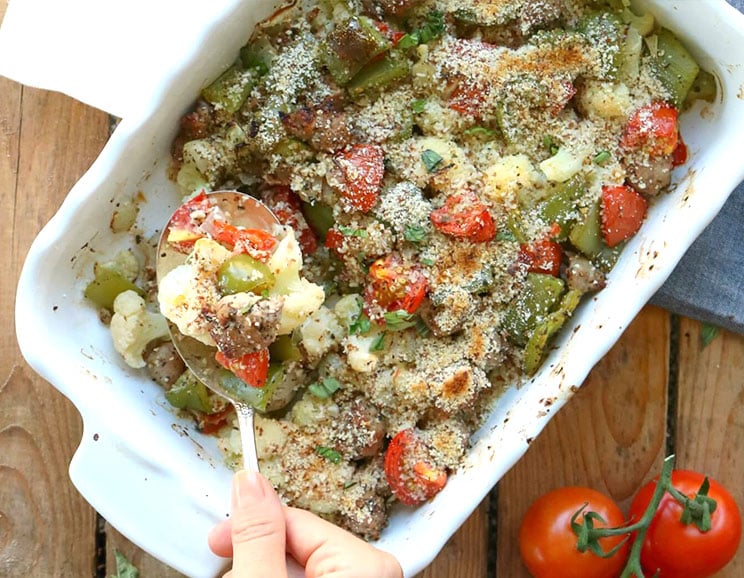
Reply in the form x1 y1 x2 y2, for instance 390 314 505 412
233 470 264 508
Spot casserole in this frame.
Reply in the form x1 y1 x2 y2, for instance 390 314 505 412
15 0 744 576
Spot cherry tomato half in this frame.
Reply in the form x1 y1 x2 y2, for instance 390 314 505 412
600 184 648 248
260 186 318 255
384 428 447 506
621 101 679 158
166 190 213 250
628 470 742 578
364 253 428 317
430 191 496 243
519 486 629 578
332 144 385 213
519 239 563 277
215 349 270 389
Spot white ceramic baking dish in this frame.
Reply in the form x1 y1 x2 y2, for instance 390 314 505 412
15 1 744 576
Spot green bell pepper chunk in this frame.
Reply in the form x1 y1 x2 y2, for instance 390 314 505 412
217 364 282 412
322 15 391 86
269 334 302 362
84 265 145 311
503 273 566 347
346 54 411 97
240 35 277 76
301 201 335 241
538 176 586 240
165 371 213 413
217 254 275 295
650 28 700 109
523 289 583 375
202 65 258 114
569 199 604 258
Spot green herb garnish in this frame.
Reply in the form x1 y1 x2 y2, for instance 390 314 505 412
109 551 139 578
463 126 497 138
316 446 342 463
350 311 372 334
411 98 427 113
338 225 368 238
700 323 720 349
370 332 386 351
422 149 443 172
404 224 427 243
308 377 342 399
383 310 418 330
593 150 611 165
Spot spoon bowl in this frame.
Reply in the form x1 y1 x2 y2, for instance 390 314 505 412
156 190 280 471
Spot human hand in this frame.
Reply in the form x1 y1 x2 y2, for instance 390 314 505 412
208 470 404 578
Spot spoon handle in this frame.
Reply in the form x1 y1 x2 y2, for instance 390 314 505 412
234 402 260 472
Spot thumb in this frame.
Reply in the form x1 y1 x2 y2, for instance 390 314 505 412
229 470 288 578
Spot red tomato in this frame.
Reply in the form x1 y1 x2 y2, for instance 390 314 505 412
628 470 742 578
373 20 405 45
260 186 318 255
430 192 495 243
621 101 679 158
214 349 270 388
519 487 629 578
332 144 385 212
197 406 234 434
519 239 563 276
324 227 345 253
212 220 277 257
448 78 488 118
672 135 688 167
364 253 428 317
600 184 648 248
166 190 213 250
384 429 447 506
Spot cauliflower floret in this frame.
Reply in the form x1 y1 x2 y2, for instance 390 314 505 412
268 229 325 334
299 305 344 361
343 333 383 373
111 290 170 368
157 237 230 346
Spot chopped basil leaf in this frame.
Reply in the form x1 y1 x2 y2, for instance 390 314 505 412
110 551 139 578
383 310 418 330
421 149 443 173
397 33 419 49
415 316 431 337
350 311 372 335
338 225 368 238
343 480 357 489
411 99 427 113
593 150 611 165
420 256 435 266
370 332 386 351
308 377 342 399
700 323 719 349
496 229 517 242
404 224 427 243
418 10 445 44
543 135 560 155
316 446 342 463
463 126 497 137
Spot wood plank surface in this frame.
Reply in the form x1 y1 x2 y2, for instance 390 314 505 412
0 82 107 575
2 1 743 574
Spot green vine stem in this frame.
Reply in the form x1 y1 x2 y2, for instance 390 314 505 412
570 454 716 578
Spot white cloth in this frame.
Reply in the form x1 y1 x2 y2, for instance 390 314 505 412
0 0 241 118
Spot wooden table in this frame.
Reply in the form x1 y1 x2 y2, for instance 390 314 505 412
2 7 744 578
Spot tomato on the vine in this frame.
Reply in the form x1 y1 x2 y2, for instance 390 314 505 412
519 486 629 578
627 470 742 578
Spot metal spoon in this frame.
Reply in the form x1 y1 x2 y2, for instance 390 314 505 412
156 191 279 471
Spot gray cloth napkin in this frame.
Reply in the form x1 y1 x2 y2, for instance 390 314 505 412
650 0 744 334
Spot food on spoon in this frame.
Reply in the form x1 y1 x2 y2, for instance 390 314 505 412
87 0 714 540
